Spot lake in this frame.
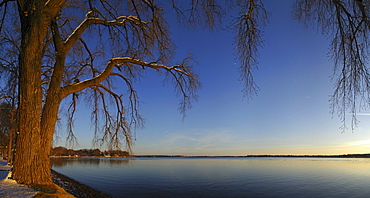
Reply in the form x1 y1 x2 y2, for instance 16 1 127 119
51 157 370 197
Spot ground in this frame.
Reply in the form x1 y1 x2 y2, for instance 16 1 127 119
0 159 38 197
0 159 75 198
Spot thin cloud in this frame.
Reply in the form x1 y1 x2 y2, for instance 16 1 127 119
162 128 240 152
345 139 370 147
355 113 370 116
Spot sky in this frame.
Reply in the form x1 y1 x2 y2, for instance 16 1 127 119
55 0 370 156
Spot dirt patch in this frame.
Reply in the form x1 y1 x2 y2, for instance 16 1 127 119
32 183 75 198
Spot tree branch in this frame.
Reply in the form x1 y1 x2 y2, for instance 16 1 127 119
0 0 14 8
61 57 193 98
43 0 66 17
232 0 268 98
295 0 370 132
51 19 64 54
64 14 143 52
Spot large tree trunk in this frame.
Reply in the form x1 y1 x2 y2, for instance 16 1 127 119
11 0 66 185
39 57 65 178
12 1 51 185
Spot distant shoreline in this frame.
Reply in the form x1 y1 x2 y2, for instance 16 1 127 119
131 154 370 158
50 153 370 158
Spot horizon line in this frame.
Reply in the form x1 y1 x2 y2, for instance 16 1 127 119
131 153 370 157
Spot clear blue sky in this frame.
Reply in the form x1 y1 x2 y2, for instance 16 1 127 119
55 0 370 155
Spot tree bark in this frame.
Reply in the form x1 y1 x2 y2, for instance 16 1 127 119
12 0 67 184
12 0 51 185
39 52 66 180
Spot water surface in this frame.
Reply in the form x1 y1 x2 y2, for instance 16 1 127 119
51 157 370 197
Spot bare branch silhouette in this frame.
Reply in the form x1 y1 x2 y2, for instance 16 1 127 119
295 0 370 131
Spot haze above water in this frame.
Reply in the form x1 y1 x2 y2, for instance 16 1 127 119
52 157 370 198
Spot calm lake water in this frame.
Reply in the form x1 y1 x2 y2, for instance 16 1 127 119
51 157 370 198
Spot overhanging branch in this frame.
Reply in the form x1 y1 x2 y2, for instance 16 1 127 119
64 14 144 51
61 57 195 99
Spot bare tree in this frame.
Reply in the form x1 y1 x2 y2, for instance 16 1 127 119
0 25 18 164
294 0 370 131
0 0 267 185
9 0 369 186
0 0 200 184
0 99 16 163
0 102 11 159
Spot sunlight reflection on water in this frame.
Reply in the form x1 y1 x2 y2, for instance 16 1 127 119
51 157 370 198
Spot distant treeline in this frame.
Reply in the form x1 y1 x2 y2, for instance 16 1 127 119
50 148 370 158
51 146 129 157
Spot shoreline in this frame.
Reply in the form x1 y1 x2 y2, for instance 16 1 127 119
0 157 111 198
51 169 112 198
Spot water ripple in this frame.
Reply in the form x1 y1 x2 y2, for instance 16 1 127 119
52 157 370 198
